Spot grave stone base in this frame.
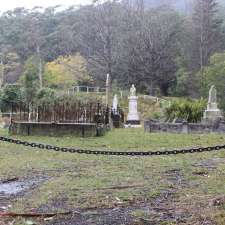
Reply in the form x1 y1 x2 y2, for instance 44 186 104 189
203 109 223 124
125 120 142 128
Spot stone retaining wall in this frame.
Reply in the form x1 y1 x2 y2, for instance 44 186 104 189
144 120 225 134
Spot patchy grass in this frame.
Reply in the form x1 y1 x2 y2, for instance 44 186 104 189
0 128 225 224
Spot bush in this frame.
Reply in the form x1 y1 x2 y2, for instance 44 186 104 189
35 90 103 108
165 99 206 123
36 88 56 106
197 52 225 110
0 84 24 112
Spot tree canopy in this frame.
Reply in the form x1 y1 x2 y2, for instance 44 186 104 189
0 0 224 98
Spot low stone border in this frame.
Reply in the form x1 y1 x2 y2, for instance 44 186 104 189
9 121 107 137
144 120 225 134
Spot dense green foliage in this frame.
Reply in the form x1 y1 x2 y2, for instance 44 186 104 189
199 52 225 109
0 84 23 112
20 56 40 104
0 85 103 112
165 99 207 123
36 88 56 106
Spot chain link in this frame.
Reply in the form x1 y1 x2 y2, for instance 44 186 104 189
0 136 225 157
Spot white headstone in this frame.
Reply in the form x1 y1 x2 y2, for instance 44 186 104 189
203 85 223 123
126 84 141 127
112 94 118 113
207 85 218 110
106 73 111 106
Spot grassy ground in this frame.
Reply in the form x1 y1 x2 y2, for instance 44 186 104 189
0 128 225 224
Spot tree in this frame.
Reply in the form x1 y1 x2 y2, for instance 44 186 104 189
44 53 92 89
0 84 23 112
119 5 182 95
0 52 22 85
192 0 222 71
23 9 49 89
198 52 225 109
172 57 191 96
20 56 39 104
0 0 224 98
76 1 123 84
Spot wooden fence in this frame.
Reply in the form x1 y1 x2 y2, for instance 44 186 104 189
10 102 110 124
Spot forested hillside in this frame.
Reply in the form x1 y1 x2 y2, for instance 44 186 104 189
132 0 225 12
137 0 193 12
0 0 225 99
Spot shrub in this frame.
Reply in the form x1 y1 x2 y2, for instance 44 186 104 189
165 99 207 123
36 88 56 106
0 84 24 112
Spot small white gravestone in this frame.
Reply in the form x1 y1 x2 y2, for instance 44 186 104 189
203 85 223 123
106 73 111 106
112 94 118 114
126 84 141 127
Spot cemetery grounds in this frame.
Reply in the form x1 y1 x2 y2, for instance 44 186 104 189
0 128 225 225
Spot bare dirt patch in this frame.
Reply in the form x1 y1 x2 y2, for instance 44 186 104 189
0 176 48 212
44 169 189 225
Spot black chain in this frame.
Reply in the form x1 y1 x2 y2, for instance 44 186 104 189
0 136 225 157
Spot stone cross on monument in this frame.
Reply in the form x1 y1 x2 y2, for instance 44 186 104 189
203 85 223 124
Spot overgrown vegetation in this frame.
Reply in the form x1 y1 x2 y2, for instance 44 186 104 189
199 52 225 109
0 84 104 115
0 84 23 112
165 99 207 123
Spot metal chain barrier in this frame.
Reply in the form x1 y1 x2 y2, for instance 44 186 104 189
0 136 225 157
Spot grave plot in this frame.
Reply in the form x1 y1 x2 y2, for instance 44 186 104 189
9 102 110 137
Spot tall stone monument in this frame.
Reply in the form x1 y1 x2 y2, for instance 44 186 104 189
126 84 141 127
105 73 113 128
106 73 111 107
203 85 223 123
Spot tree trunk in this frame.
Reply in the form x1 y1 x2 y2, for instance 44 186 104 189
37 46 42 89
0 54 4 87
160 83 169 96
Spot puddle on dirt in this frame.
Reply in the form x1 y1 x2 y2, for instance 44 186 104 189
0 181 32 195
0 177 47 196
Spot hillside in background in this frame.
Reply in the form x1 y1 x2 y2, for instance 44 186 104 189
134 0 194 13
143 0 193 12
140 0 225 13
